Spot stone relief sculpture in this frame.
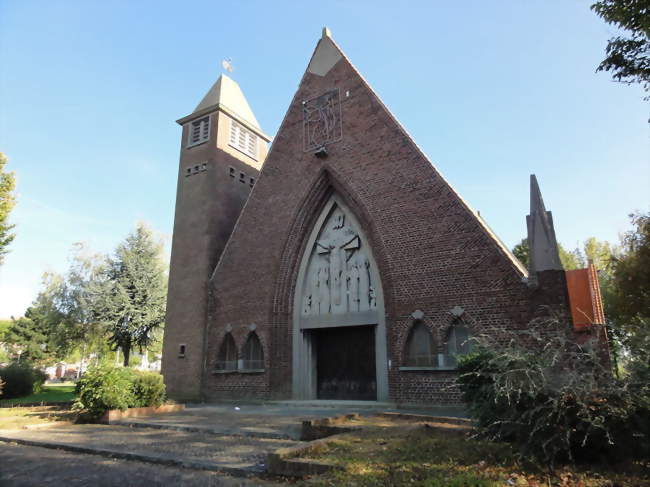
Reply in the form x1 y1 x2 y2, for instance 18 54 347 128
302 88 342 152
301 205 377 316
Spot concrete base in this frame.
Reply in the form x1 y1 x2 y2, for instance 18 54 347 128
267 436 342 478
269 400 397 409
101 404 185 423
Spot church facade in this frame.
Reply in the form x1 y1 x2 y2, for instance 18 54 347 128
161 30 577 404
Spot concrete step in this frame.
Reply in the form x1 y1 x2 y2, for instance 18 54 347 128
268 400 397 409
110 419 294 440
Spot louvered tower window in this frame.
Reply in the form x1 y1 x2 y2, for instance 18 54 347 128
188 116 210 147
229 119 257 160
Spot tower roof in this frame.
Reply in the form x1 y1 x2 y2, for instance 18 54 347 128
177 74 270 141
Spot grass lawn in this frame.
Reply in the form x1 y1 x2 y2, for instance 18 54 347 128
298 417 650 487
0 405 75 429
0 382 76 407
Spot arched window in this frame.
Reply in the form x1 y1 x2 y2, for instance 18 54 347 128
404 321 438 367
443 324 471 367
241 333 264 370
215 333 237 371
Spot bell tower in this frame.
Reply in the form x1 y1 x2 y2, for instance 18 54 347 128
162 74 271 400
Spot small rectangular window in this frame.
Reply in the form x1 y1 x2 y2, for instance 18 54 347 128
187 116 210 147
239 172 245 183
178 344 186 358
229 119 258 160
249 177 255 187
185 168 191 177
228 167 235 177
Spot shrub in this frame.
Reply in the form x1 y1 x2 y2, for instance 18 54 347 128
131 371 165 408
74 365 166 418
32 368 48 393
0 362 47 399
0 376 4 397
74 365 137 418
457 318 650 467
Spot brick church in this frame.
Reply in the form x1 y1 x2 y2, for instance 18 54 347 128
161 29 604 404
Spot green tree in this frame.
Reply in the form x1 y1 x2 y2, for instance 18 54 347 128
0 153 16 266
25 272 72 360
4 313 53 365
510 238 585 270
558 244 585 271
591 0 650 95
13 243 107 365
584 236 618 270
90 224 167 366
608 212 650 362
61 243 111 365
0 319 11 339
512 238 530 268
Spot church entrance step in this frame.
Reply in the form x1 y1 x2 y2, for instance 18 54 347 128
268 400 397 409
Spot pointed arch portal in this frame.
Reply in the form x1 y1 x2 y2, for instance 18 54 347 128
292 194 388 401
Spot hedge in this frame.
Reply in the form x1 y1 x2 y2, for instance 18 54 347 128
0 362 48 399
73 365 165 418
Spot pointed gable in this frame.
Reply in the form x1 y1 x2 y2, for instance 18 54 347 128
212 28 526 286
203 29 538 402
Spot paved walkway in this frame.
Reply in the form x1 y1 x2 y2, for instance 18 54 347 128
0 423 297 474
0 443 278 486
113 402 467 440
0 402 468 483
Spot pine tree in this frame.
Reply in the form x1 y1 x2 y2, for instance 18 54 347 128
4 313 52 365
91 224 167 366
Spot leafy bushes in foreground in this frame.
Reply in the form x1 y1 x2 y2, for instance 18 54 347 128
131 369 166 408
73 365 165 418
0 362 47 399
457 321 650 467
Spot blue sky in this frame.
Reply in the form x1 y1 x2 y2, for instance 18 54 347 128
0 0 648 318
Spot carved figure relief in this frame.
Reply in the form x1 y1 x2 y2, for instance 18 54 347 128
303 89 342 152
301 205 377 316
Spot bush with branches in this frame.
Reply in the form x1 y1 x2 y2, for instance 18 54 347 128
131 370 165 408
0 362 47 399
457 314 649 467
73 364 166 419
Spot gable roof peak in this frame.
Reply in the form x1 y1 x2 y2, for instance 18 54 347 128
307 28 343 77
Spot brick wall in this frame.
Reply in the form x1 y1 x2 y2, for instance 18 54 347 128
201 41 571 404
162 111 263 401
